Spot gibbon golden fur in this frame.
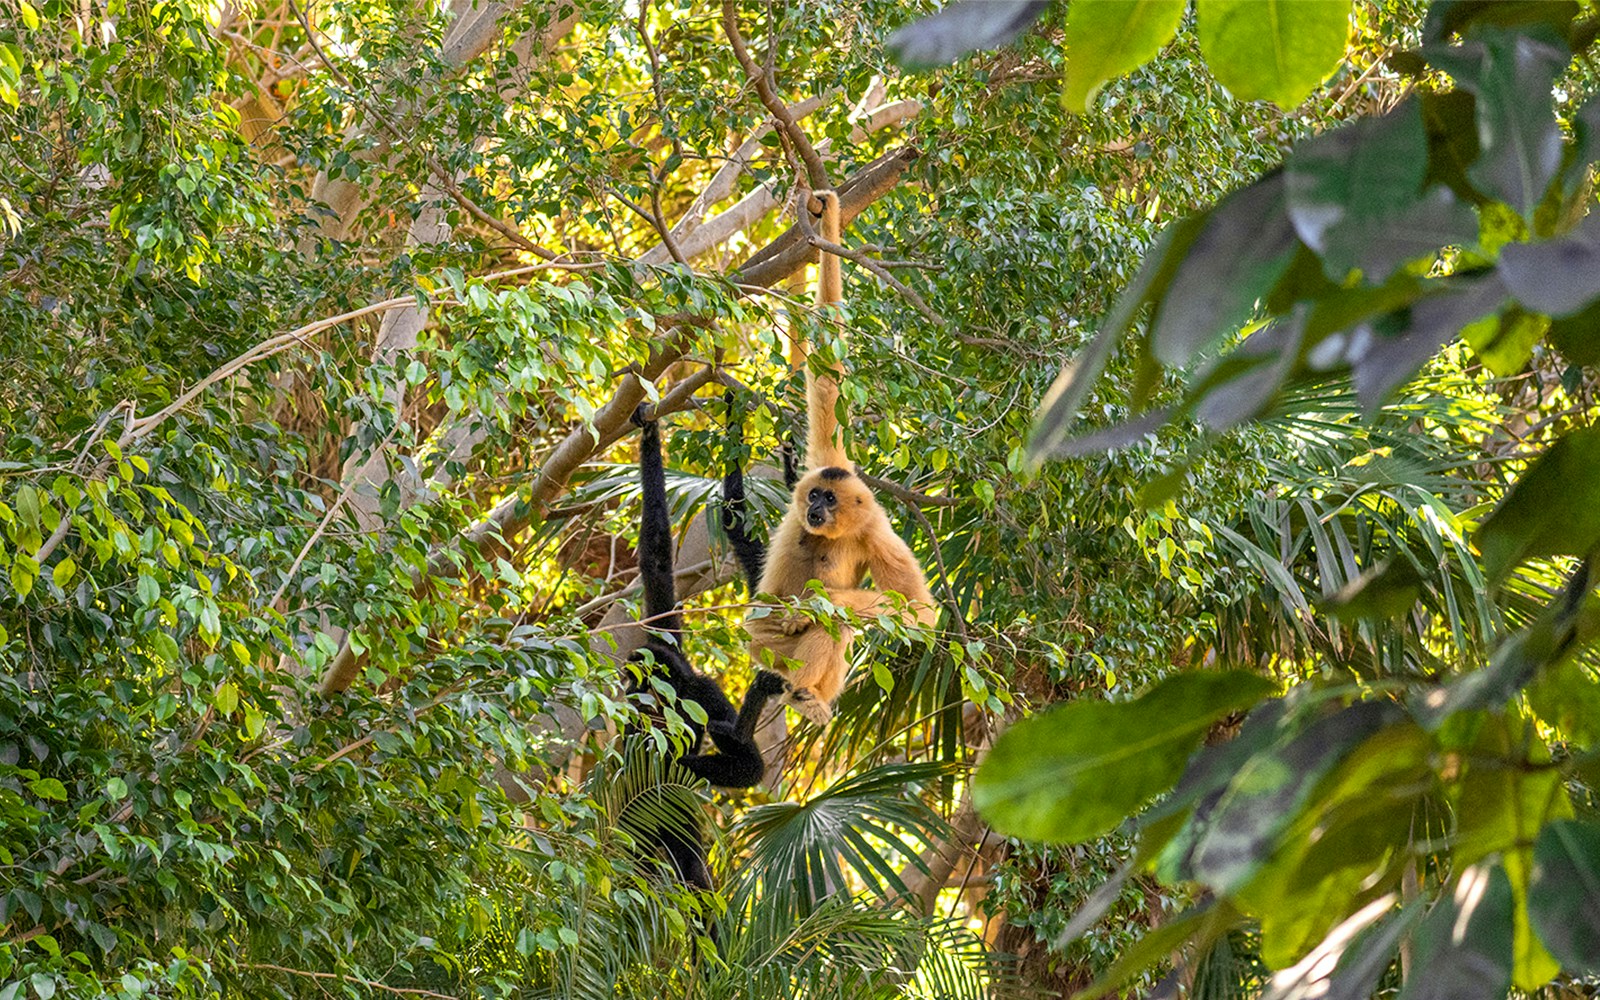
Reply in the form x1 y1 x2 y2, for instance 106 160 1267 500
745 190 938 726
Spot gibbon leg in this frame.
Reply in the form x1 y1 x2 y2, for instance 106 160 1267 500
783 623 855 725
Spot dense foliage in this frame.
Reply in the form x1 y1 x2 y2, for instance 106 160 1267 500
3 0 1595 998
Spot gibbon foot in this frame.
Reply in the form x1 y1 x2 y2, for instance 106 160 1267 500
786 687 833 726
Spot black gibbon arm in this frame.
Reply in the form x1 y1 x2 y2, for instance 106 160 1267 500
681 669 787 788
720 391 770 592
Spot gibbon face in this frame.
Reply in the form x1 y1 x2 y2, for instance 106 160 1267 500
795 466 874 538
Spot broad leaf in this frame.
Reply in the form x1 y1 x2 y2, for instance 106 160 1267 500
1499 211 1600 317
1193 313 1305 430
886 0 1049 70
1425 29 1568 216
1261 894 1419 1000
1423 0 1582 46
1182 701 1404 894
1286 99 1431 281
1476 424 1600 582
1399 864 1514 1000
1061 0 1185 113
973 671 1274 843
1029 210 1213 461
1150 174 1300 367
1196 0 1353 109
1528 820 1600 971
1350 273 1507 408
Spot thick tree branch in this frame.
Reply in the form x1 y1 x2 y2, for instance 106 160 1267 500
720 1 829 191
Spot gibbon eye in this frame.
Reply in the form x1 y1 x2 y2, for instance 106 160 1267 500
824 491 836 505
808 489 821 502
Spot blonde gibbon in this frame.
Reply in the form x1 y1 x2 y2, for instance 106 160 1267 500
745 189 938 726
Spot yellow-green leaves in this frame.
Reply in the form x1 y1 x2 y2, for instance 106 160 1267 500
1197 0 1353 109
1062 0 1184 113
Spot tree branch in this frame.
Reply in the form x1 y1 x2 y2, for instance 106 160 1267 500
720 1 829 191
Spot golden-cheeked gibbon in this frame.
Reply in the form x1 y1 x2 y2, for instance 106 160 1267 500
744 190 938 727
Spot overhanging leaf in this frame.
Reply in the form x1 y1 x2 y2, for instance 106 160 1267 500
1150 173 1300 367
1476 424 1600 582
1061 0 1185 113
1350 272 1508 409
1425 28 1569 217
1528 819 1600 971
973 671 1275 844
1399 863 1514 1000
1196 0 1353 109
886 0 1049 70
1499 211 1600 317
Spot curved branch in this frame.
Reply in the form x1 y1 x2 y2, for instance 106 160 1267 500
720 1 829 191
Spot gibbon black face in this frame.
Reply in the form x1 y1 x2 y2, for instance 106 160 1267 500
795 467 872 538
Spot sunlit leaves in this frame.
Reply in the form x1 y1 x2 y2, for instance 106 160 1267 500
1196 0 1353 109
1061 1 1185 113
973 671 1274 843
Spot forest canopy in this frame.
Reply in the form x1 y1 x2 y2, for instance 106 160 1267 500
4 1 1600 998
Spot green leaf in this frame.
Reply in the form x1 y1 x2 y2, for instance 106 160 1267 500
886 0 1049 70
973 671 1275 843
1069 900 1240 1000
30 974 56 1000
1476 424 1600 582
28 777 67 800
1286 99 1478 282
1399 864 1514 1000
1061 0 1184 113
1425 28 1568 217
1350 273 1508 409
9 553 37 600
1528 820 1600 971
213 681 239 716
1499 212 1600 318
50 557 75 589
1526 659 1600 749
1196 0 1352 109
1149 174 1299 367
1180 701 1404 894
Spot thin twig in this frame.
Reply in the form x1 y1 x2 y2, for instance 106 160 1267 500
720 1 829 190
858 473 959 508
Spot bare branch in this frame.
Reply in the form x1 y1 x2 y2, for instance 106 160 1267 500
793 186 944 327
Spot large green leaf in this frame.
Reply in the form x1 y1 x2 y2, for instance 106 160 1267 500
1349 273 1507 408
972 671 1275 843
1476 424 1600 582
1196 0 1353 109
1286 99 1445 282
886 0 1049 70
1061 0 1185 113
1029 209 1213 462
1425 28 1568 216
1499 211 1600 317
1260 894 1420 1000
1179 701 1405 894
1149 174 1300 367
1399 864 1514 1000
1528 820 1600 972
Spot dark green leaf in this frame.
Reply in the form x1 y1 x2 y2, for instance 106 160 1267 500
1261 895 1420 1000
1423 1 1580 45
886 0 1049 70
1527 659 1600 749
1286 99 1454 281
1196 0 1353 109
1546 294 1600 365
1029 210 1213 462
1425 29 1569 216
1322 558 1426 621
1529 819 1600 971
1399 864 1514 1000
1193 313 1305 430
1477 425 1600 581
1351 273 1508 408
973 671 1275 843
1045 408 1171 458
1499 211 1600 317
1150 174 1300 367
1061 0 1185 113
1068 900 1240 1000
1183 701 1405 893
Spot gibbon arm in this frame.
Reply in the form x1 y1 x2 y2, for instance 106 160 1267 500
633 407 683 634
801 189 850 471
860 529 939 629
